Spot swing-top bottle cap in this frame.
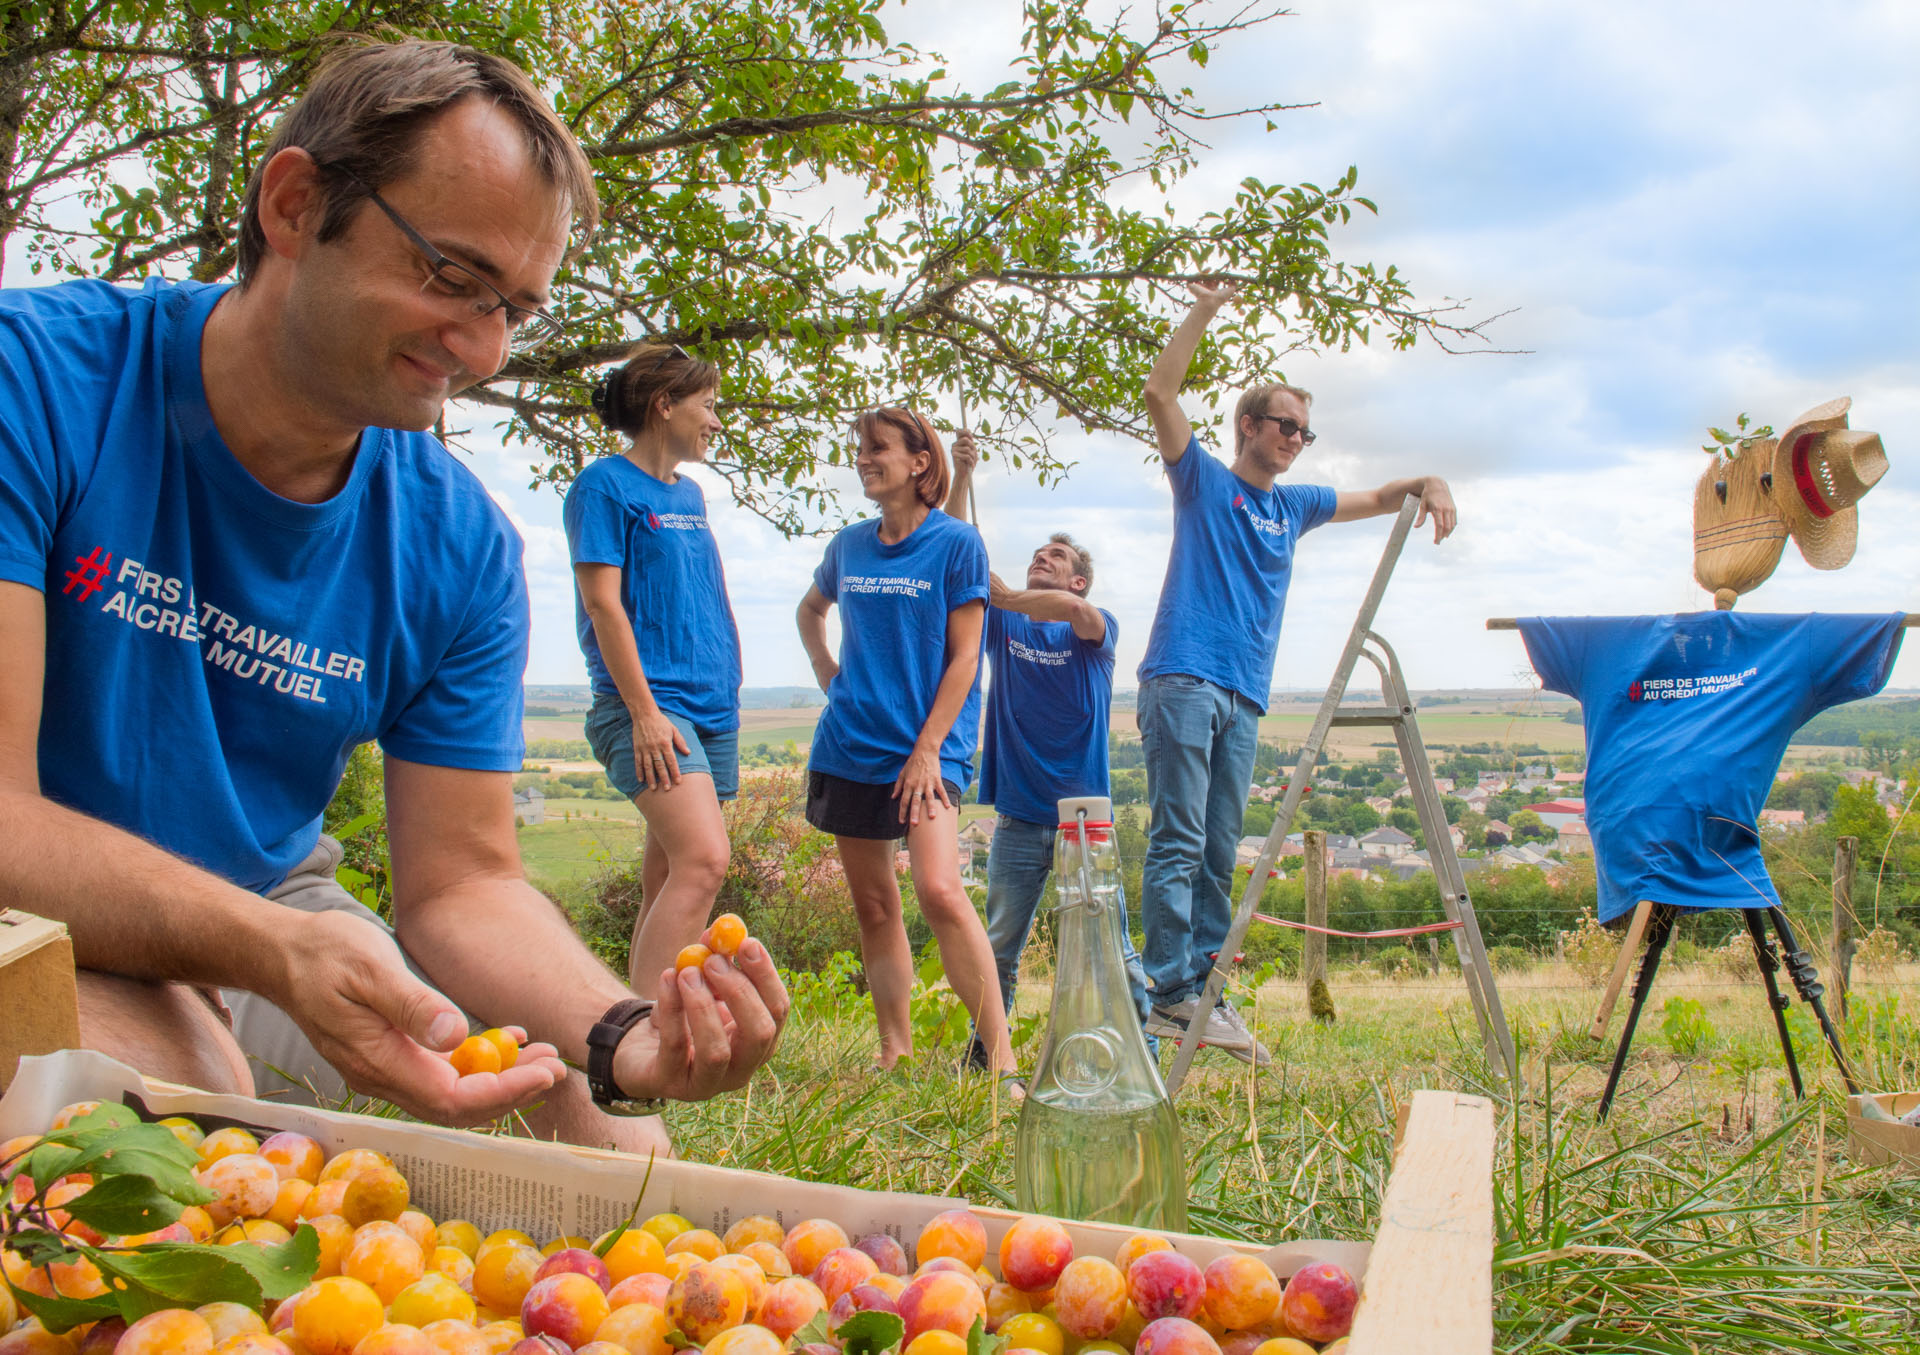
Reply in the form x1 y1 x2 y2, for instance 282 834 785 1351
1057 795 1113 827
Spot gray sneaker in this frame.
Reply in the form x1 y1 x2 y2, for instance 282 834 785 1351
1197 1002 1253 1050
1209 1003 1273 1067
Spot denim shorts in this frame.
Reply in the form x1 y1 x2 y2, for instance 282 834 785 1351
585 696 739 800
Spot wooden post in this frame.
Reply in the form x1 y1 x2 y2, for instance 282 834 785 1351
1303 830 1329 988
1303 830 1335 1021
1831 835 1859 1022
1589 898 1653 1040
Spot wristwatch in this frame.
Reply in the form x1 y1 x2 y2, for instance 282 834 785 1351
587 998 668 1116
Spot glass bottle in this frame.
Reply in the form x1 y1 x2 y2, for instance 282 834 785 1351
1014 795 1187 1230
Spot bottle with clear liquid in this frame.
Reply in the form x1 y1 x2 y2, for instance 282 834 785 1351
1015 795 1187 1230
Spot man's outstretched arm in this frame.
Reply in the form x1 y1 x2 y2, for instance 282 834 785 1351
987 573 1106 644
383 757 789 1109
1332 476 1459 543
0 581 569 1123
1143 281 1240 465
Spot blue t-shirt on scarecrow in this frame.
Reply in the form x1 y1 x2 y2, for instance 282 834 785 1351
1518 612 1905 924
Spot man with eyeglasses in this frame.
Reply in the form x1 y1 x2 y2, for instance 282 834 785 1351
1134 280 1456 1065
0 40 786 1150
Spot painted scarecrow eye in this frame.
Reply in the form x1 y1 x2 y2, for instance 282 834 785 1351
1759 472 1773 492
1714 480 1727 503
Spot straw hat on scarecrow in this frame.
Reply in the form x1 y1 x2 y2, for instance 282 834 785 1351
1772 396 1889 570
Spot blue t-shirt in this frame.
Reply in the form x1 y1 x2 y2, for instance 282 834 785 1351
1137 437 1338 712
1519 613 1904 922
808 510 988 790
563 457 741 731
0 278 529 893
979 606 1118 826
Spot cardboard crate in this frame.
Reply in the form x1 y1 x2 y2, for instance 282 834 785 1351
0 910 81 1093
0 1051 1493 1353
1848 1092 1920 1170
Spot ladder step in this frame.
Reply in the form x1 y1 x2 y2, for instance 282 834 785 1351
1328 706 1410 725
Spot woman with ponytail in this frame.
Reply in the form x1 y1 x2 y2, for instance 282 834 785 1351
796 407 1018 1086
567 344 740 994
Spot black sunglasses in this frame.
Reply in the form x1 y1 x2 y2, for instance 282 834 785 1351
1251 413 1316 444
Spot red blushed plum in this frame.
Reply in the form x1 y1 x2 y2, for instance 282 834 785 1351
895 1270 988 1345
520 1271 612 1346
811 1247 880 1305
1051 1257 1128 1340
797 1344 841 1355
1277 1263 1357 1345
1136 1316 1222 1355
1127 1251 1206 1322
997 1217 1073 1293
755 1276 827 1342
854 1233 911 1277
913 1211 987 1271
829 1280 902 1327
537 1247 614 1292
1200 1256 1281 1331
608 1271 673 1310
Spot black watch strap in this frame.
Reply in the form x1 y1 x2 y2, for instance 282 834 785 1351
587 998 665 1115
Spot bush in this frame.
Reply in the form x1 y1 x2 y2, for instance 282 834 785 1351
570 769 932 981
1713 930 1759 983
1660 996 1718 1059
1858 925 1911 979
1488 945 1533 973
1559 910 1618 987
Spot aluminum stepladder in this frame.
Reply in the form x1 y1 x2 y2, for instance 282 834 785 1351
1164 495 1521 1094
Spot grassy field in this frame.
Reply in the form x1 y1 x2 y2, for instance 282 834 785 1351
652 953 1920 1352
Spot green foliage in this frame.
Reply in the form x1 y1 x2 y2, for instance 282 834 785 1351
526 738 593 760
2 0 1479 531
1767 770 1842 815
1792 697 1920 748
1487 944 1533 973
1701 411 1774 459
323 743 390 919
1659 996 1718 1059
1 1105 318 1332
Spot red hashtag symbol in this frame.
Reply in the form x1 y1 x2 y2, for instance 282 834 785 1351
62 546 112 602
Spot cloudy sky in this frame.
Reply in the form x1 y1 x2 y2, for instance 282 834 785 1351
217 2 1920 692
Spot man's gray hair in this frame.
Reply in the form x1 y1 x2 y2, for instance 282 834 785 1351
1051 532 1094 596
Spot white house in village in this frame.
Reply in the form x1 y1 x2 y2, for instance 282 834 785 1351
1359 825 1414 859
511 785 545 826
1522 799 1586 833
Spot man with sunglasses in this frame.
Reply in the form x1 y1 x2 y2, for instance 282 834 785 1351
0 41 786 1149
1134 280 1456 1065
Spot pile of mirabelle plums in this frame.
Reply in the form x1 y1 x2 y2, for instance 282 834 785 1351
1 1093 1359 1355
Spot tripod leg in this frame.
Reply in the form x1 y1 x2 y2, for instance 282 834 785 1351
1599 906 1674 1122
1745 909 1803 1100
1769 906 1861 1094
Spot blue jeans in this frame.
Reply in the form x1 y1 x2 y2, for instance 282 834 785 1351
1138 673 1262 1005
985 815 1153 1039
